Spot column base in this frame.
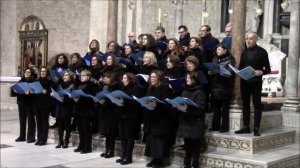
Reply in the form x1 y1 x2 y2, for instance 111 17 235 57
281 98 300 113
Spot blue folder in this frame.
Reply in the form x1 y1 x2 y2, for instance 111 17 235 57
204 63 232 78
165 96 198 112
105 90 133 106
50 88 63 102
70 90 95 99
132 51 144 66
11 83 26 94
93 90 110 101
133 96 165 111
229 64 255 80
28 81 43 94
167 78 186 92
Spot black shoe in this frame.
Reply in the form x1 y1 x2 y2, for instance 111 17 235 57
100 151 108 157
219 129 229 133
254 128 261 136
181 165 191 168
234 127 251 134
208 128 219 132
146 159 156 167
104 152 114 158
74 147 83 152
15 137 26 142
27 139 35 143
35 141 40 145
39 142 46 146
116 157 124 163
120 158 132 165
80 149 92 154
55 142 63 148
62 141 69 148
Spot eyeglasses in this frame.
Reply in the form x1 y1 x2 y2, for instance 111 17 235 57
178 31 185 34
128 36 134 37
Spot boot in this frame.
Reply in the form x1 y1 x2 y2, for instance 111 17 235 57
62 139 69 148
55 141 63 148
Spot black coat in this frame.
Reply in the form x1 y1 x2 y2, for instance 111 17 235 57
33 77 53 109
98 83 120 136
210 54 234 100
143 84 174 136
117 83 145 139
55 81 75 118
177 85 206 139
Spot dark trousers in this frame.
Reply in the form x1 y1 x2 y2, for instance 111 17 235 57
120 138 134 160
105 135 116 154
183 138 201 168
57 116 72 143
34 107 50 143
211 99 230 131
241 81 262 128
18 103 36 141
77 115 93 150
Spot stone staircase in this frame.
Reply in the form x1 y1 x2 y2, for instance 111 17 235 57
48 110 299 168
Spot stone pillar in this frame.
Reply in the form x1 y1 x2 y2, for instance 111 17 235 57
281 0 300 118
273 0 282 33
263 0 274 37
230 0 246 114
107 0 118 43
174 3 183 38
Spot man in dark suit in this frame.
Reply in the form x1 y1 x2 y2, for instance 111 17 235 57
235 32 271 136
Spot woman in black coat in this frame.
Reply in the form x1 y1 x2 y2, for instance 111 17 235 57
98 72 120 158
73 70 98 154
11 67 37 143
33 66 52 145
114 72 145 165
53 70 75 148
209 44 234 133
143 70 174 168
174 71 206 168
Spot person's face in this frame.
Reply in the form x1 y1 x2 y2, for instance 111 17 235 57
150 73 158 86
216 47 226 56
63 72 71 82
58 56 65 64
143 55 150 65
80 73 89 82
142 35 148 46
106 56 113 66
122 75 129 86
71 56 78 64
199 26 209 38
166 57 174 69
128 33 136 41
168 40 176 51
103 76 111 85
108 43 115 51
178 28 187 38
186 61 196 72
155 30 164 39
124 46 132 56
40 68 47 78
246 33 257 48
189 39 198 48
186 74 193 86
91 57 98 66
90 41 97 49
225 26 232 36
24 69 32 78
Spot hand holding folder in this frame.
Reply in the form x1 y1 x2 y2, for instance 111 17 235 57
229 64 255 80
165 97 198 112
133 96 164 111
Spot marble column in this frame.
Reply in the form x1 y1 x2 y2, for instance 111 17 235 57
174 3 183 38
281 0 300 114
221 0 229 31
107 0 118 43
273 0 282 33
229 0 246 114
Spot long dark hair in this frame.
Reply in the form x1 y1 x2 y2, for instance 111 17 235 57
53 53 69 69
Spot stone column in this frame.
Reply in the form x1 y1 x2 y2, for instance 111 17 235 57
273 0 282 33
174 3 183 38
230 0 246 114
107 0 118 43
281 0 300 121
221 0 229 31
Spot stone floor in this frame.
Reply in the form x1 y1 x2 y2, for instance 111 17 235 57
0 110 179 168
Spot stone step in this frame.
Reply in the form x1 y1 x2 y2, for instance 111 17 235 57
48 129 299 168
206 127 296 154
205 111 284 132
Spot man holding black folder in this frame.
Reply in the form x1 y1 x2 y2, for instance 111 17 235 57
235 32 270 136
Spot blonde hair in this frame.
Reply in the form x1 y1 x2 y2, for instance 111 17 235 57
143 51 157 66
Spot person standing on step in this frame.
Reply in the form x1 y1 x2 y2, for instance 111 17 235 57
234 32 270 136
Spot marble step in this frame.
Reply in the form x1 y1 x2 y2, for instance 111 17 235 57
48 129 299 168
205 111 284 132
205 127 296 154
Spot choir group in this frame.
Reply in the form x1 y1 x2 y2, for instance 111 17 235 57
11 25 270 168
